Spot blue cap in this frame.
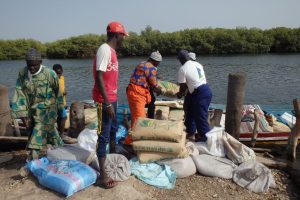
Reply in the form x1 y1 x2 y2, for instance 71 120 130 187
177 49 189 60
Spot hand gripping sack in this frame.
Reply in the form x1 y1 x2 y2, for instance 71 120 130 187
27 157 97 197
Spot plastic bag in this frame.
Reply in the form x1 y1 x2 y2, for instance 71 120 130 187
193 127 225 157
27 157 97 197
77 128 98 152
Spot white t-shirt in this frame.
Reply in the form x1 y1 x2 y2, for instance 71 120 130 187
96 43 111 71
177 60 207 93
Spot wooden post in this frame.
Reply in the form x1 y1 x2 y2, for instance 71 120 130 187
0 84 14 136
225 72 246 139
12 119 21 137
68 101 85 138
251 109 259 147
210 109 223 128
287 98 300 161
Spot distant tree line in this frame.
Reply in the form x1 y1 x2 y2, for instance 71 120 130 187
0 27 299 60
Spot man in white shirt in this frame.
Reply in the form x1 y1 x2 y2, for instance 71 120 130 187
176 50 212 142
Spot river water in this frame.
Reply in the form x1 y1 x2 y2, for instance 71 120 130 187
1 54 300 106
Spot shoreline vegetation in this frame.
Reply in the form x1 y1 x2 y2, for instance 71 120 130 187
0 26 299 60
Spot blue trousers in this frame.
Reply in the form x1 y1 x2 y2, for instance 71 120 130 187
184 84 212 136
96 101 118 158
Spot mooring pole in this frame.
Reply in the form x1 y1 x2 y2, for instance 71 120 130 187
251 109 259 147
225 72 247 140
0 84 13 136
288 98 300 161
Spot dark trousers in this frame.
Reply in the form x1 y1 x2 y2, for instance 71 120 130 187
184 84 212 136
146 89 156 119
96 101 118 158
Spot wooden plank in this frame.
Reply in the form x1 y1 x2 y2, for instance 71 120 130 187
0 136 28 141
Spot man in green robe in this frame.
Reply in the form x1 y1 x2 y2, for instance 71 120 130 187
11 48 64 163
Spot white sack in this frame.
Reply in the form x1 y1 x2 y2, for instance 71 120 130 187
233 160 276 193
193 127 225 157
105 154 131 182
47 144 96 165
157 156 196 178
192 154 237 179
222 132 256 165
185 142 199 156
77 128 98 152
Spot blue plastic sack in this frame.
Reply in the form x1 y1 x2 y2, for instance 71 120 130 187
27 157 97 197
116 125 127 144
117 104 131 124
129 157 176 189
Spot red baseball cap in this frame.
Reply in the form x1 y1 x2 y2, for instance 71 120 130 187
106 21 129 36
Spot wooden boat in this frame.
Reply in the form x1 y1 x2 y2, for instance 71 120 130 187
0 102 298 147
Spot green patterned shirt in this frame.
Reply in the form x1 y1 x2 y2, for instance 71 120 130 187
11 65 64 124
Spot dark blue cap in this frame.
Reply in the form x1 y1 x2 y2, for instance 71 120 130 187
177 49 189 60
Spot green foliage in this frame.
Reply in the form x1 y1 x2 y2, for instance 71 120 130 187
0 27 299 60
46 34 104 58
0 39 45 60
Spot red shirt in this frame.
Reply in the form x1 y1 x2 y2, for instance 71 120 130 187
92 44 118 103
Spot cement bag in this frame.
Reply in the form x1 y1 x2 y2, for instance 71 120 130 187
233 160 276 193
47 144 96 165
192 154 237 179
132 118 184 142
104 154 131 181
222 132 256 165
84 108 97 125
193 127 225 157
77 128 98 152
158 80 179 97
65 108 97 130
27 157 97 197
137 148 188 163
154 106 169 120
155 100 183 109
157 156 196 178
168 109 185 121
133 133 186 154
272 121 291 132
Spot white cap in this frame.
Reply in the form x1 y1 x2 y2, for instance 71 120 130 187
188 52 196 61
150 51 162 62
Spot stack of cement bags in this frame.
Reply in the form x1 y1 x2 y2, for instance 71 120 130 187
131 118 188 163
168 109 185 121
154 106 170 120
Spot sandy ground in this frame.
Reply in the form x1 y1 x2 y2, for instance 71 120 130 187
0 150 299 200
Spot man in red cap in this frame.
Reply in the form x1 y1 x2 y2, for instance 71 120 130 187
92 21 128 188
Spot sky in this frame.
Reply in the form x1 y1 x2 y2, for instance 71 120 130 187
0 0 299 42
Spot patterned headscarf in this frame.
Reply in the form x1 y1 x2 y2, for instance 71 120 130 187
25 48 42 61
